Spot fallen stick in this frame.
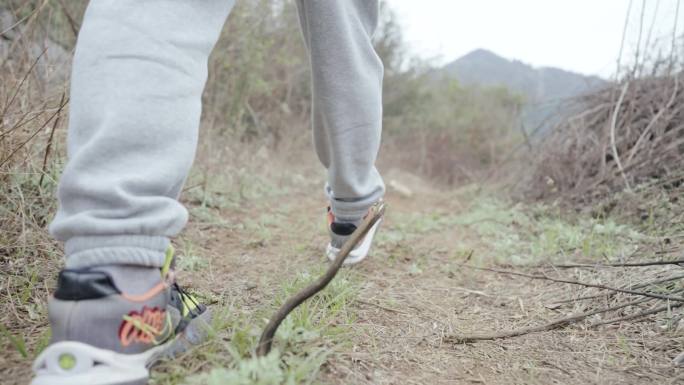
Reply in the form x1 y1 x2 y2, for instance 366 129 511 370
465 265 684 303
448 297 651 343
256 202 386 357
588 301 684 328
546 259 684 268
355 299 409 315
548 274 684 305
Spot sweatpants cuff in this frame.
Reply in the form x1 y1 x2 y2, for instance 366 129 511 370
64 235 170 268
328 190 384 222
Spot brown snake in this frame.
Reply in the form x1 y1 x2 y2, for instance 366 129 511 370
256 202 386 357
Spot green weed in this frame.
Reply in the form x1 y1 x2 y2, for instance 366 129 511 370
452 194 646 265
1 323 28 358
175 239 210 272
154 268 360 385
188 205 234 228
186 351 286 385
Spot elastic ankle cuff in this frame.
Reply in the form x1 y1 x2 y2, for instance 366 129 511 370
325 183 385 222
329 196 384 222
64 235 170 268
331 207 369 223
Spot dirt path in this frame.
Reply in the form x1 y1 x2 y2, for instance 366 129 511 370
3 168 681 384
165 171 681 385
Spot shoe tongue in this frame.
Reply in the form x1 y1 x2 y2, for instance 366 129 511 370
92 265 162 296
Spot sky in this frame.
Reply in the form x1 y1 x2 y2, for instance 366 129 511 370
389 0 683 77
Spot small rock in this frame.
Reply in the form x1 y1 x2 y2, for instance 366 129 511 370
389 179 413 198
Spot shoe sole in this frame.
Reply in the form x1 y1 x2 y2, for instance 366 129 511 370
31 308 212 385
326 218 382 265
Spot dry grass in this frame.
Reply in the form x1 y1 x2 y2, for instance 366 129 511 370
0 3 72 376
500 54 684 383
528 74 683 203
320 187 684 385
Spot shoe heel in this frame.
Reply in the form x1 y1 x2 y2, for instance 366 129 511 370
32 341 152 385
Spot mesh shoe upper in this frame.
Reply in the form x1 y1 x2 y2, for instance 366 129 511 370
47 247 206 355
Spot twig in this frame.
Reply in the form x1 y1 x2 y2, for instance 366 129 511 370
57 0 80 38
627 74 679 165
355 299 409 315
616 0 634 78
670 0 681 71
547 259 684 268
588 301 683 328
451 286 493 298
630 0 647 78
0 98 68 168
610 81 632 192
256 202 386 357
39 93 67 186
464 265 684 302
547 274 684 305
1 47 47 119
0 109 45 139
642 0 660 63
0 5 41 37
448 297 650 343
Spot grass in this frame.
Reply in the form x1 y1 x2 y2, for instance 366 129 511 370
186 352 287 385
0 323 28 358
175 240 210 272
2 173 683 384
376 189 649 266
3 166 680 384
184 164 300 211
453 195 647 264
1 171 58 368
152 267 361 385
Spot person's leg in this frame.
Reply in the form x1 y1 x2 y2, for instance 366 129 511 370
296 0 385 222
49 0 233 269
33 1 233 384
296 0 385 264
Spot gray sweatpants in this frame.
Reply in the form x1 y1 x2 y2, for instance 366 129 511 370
49 0 385 269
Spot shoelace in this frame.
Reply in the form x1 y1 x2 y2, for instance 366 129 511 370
173 282 201 318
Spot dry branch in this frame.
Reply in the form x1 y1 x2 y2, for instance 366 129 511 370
610 82 632 191
547 259 684 268
0 97 68 168
448 297 651 343
39 92 66 186
588 301 684 328
548 273 684 305
528 73 684 202
464 265 684 302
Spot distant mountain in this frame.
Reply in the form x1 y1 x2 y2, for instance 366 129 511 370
440 49 607 133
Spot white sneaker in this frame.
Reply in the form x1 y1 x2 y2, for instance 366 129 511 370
325 205 382 265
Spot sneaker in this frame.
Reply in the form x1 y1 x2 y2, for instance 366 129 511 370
31 247 211 385
325 205 382 265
